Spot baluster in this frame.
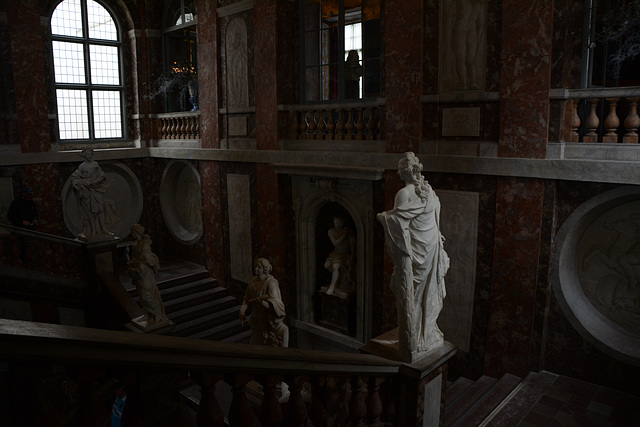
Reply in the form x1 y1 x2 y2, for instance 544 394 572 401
225 374 255 427
257 375 284 427
181 117 188 139
300 111 309 139
603 98 620 143
345 108 355 140
170 117 179 139
316 110 326 140
356 107 365 140
366 377 384 427
291 110 299 139
285 375 308 426
624 97 640 143
191 372 224 427
377 107 385 139
325 109 335 140
335 109 345 139
349 376 367 427
380 377 396 427
308 376 328 427
308 110 317 140
161 118 168 139
583 98 600 142
570 99 581 142
187 117 194 139
326 377 349 426
366 107 375 140
195 116 200 139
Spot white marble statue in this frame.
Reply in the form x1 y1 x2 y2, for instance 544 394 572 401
70 147 112 240
239 258 289 347
324 215 356 295
128 224 168 325
377 152 450 361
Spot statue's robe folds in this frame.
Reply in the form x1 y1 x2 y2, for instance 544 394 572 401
378 186 450 357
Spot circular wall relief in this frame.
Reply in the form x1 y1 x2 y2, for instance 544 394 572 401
62 161 143 239
160 160 203 245
553 186 640 365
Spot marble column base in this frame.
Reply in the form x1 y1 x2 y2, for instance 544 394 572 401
362 327 447 364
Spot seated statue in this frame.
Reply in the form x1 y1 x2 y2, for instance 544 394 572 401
127 224 168 325
239 258 288 347
324 215 356 295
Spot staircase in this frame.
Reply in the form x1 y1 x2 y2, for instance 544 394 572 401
444 371 640 426
120 256 250 343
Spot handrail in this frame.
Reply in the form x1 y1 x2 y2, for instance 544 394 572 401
0 318 400 375
0 224 83 247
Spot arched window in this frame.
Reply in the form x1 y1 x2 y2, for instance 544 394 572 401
51 0 124 141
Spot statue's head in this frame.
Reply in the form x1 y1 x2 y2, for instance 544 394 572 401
398 152 423 181
80 147 94 160
131 223 144 238
254 257 272 275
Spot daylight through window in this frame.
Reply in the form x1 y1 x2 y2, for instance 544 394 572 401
51 0 124 141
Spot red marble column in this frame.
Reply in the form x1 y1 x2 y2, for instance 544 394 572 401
197 1 224 283
485 1 553 377
382 0 424 327
7 0 50 154
254 0 291 278
7 1 58 234
384 0 423 155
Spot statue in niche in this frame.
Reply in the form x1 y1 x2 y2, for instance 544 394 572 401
324 215 356 295
70 147 113 240
128 224 169 325
239 258 289 347
377 152 450 361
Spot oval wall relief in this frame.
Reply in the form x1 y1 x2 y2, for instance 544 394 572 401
160 160 203 245
553 186 640 365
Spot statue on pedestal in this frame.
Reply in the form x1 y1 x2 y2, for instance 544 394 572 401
324 215 356 295
239 258 288 347
376 152 450 362
128 224 168 326
70 147 112 240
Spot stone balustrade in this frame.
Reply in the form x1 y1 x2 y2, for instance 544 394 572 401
0 225 86 279
156 112 201 140
286 102 385 141
0 318 455 426
552 88 640 143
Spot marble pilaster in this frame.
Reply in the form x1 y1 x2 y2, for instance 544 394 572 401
384 0 423 154
485 0 554 378
197 0 221 149
202 161 225 286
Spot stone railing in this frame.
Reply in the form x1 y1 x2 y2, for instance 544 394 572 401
156 111 201 140
285 101 385 141
0 225 87 280
0 318 454 426
552 88 640 143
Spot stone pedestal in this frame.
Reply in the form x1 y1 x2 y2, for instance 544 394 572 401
361 337 457 427
318 286 356 336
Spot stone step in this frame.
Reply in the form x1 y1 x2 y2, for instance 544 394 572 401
168 295 238 324
189 318 248 341
444 375 497 426
445 377 475 408
163 288 230 314
223 328 251 344
479 371 559 427
447 373 522 427
172 305 240 337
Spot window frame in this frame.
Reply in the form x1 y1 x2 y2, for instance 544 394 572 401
299 0 381 104
50 0 127 144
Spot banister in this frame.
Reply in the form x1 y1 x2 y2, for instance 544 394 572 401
0 224 84 247
0 318 401 375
